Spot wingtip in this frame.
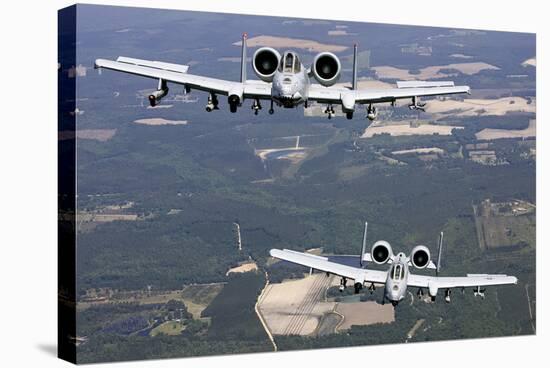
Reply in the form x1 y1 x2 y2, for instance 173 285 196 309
93 58 106 70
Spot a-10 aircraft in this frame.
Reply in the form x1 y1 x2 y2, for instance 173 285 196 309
94 34 470 121
270 222 517 306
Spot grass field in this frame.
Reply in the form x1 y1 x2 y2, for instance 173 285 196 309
473 200 535 250
150 321 185 336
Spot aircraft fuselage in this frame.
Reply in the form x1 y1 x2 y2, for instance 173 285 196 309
271 62 309 107
383 252 410 306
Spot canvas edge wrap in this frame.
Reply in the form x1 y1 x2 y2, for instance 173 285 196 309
58 4 77 364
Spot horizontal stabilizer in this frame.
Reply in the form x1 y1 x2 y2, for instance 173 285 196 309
397 81 455 89
466 273 512 278
362 253 373 262
117 56 189 74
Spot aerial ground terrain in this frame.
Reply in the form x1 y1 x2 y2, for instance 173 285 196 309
62 5 536 363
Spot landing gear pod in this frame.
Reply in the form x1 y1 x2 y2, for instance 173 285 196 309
148 79 168 107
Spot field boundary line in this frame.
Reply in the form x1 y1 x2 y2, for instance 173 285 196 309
255 271 278 352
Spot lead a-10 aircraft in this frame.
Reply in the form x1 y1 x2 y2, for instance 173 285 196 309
94 33 470 120
270 222 517 306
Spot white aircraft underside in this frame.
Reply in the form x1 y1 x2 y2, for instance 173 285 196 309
270 223 517 306
94 33 471 120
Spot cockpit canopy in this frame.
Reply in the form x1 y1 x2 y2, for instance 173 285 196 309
391 264 405 281
278 51 301 74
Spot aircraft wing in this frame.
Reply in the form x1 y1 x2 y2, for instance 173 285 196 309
407 273 518 290
270 248 387 284
308 82 470 105
94 57 272 98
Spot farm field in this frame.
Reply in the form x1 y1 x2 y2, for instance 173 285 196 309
473 199 535 250
426 97 536 117
476 119 536 140
372 62 499 80
233 35 348 53
362 122 461 138
335 302 395 330
258 274 337 336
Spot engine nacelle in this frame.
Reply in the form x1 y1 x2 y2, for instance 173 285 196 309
410 245 431 269
371 240 393 264
148 87 169 107
311 52 341 87
252 47 281 82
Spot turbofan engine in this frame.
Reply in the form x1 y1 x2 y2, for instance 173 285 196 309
252 47 281 82
311 52 341 87
371 241 393 264
410 245 431 269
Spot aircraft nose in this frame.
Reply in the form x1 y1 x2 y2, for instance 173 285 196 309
389 285 400 300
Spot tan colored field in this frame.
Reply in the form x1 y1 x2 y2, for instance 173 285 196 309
59 129 117 142
522 58 536 67
180 284 225 318
328 30 348 36
78 213 138 222
134 118 188 126
226 261 258 275
362 122 461 138
426 97 536 117
336 302 394 330
372 62 499 80
469 150 498 165
78 129 117 141
449 54 473 59
127 285 223 319
476 119 536 140
258 274 336 336
465 143 490 150
255 147 307 163
234 35 348 53
392 147 444 155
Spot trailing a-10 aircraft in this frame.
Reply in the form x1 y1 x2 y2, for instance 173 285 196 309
94 33 470 121
270 222 517 306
